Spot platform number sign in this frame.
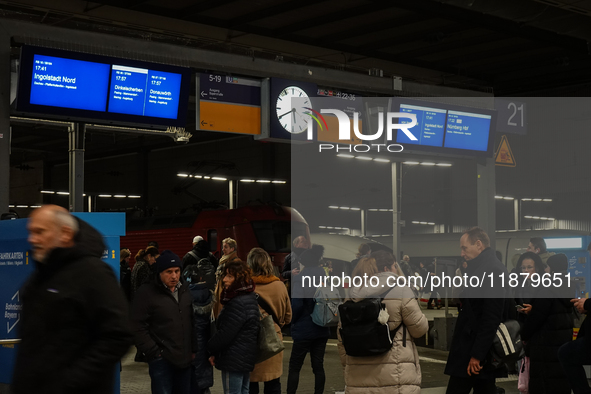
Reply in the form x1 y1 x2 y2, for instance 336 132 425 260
496 99 527 135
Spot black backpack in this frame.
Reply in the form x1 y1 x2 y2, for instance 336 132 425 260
486 298 525 370
339 294 406 357
183 254 216 290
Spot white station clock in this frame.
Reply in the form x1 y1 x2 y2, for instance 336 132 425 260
275 85 311 134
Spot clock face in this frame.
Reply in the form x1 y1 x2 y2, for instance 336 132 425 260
275 86 311 134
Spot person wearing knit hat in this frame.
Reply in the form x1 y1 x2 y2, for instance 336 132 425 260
156 250 183 274
192 235 204 245
131 249 196 393
546 253 568 273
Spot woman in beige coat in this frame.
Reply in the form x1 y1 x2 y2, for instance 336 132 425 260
247 247 292 394
342 251 428 394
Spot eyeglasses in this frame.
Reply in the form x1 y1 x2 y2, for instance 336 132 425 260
521 266 535 270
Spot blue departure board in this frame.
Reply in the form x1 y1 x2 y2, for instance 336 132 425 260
30 55 110 111
108 65 182 119
392 99 496 157
398 104 446 147
16 46 190 127
444 110 491 151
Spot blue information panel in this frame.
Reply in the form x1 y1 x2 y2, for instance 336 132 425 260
391 98 496 157
444 110 492 152
16 46 190 127
30 55 110 111
398 104 446 147
109 66 182 119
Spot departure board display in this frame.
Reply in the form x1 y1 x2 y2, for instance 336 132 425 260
398 104 446 147
392 99 496 157
16 46 190 127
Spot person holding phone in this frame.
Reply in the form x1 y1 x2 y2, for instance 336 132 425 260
514 252 547 319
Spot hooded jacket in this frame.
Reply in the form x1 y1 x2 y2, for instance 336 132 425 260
11 218 133 394
343 272 429 394
131 274 196 368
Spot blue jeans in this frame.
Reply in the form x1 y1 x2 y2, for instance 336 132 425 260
221 370 250 394
148 357 191 394
287 338 328 394
558 337 591 394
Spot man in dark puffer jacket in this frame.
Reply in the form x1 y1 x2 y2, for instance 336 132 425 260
132 250 197 394
12 205 133 394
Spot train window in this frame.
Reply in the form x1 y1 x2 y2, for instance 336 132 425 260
251 221 308 253
208 230 218 254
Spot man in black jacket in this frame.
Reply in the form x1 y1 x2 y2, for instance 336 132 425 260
12 205 133 394
282 235 309 281
131 250 196 394
445 227 508 394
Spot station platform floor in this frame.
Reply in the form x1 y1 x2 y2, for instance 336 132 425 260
120 337 521 394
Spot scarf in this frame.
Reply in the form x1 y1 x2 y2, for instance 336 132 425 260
252 275 281 285
219 251 239 266
220 278 255 305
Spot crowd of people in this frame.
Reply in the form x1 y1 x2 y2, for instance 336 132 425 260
10 204 591 394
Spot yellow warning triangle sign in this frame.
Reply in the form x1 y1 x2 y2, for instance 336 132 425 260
495 135 516 167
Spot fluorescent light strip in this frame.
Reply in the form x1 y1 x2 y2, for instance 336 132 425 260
114 195 126 198
212 177 227 181
336 154 355 158
241 179 255 183
98 195 112 198
403 161 420 165
40 190 55 194
56 192 69 195
420 162 436 166
355 156 372 161
374 158 390 163
256 180 271 183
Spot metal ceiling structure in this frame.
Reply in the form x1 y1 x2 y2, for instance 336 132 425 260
2 0 591 175
2 0 590 95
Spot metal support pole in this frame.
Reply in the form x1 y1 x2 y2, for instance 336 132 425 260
228 180 235 209
360 209 366 237
476 158 496 249
392 162 401 259
68 123 85 212
514 199 519 230
0 31 10 214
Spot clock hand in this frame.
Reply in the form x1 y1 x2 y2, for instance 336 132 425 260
278 110 292 119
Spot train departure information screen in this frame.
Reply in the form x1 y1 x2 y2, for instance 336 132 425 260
392 99 495 157
399 104 446 147
17 46 190 127
108 65 182 119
